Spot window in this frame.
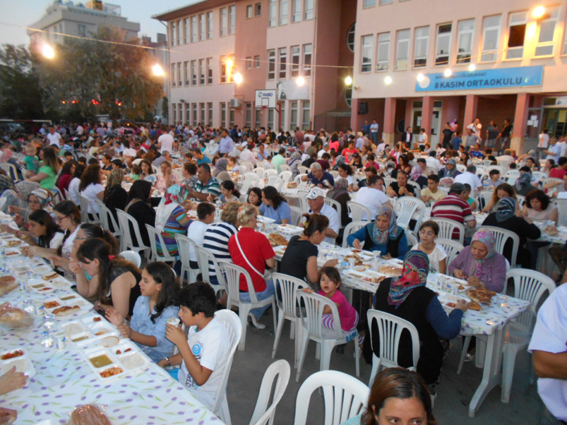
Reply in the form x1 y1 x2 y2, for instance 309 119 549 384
177 20 182 45
206 58 213 84
347 23 356 52
229 5 236 34
255 108 262 128
380 0 393 4
303 44 312 76
302 100 310 128
171 22 176 46
191 60 196 85
254 55 261 68
247 5 253 18
535 6 558 57
199 59 205 85
184 104 189 123
305 0 314 20
413 26 429 68
293 0 302 22
457 19 474 63
200 103 205 124
191 16 197 42
280 102 286 129
171 63 176 86
245 102 252 127
207 103 213 126
207 12 213 39
172 104 176 123
279 0 288 25
360 35 373 72
184 61 189 85
291 101 298 128
291 46 300 77
220 8 227 36
481 15 501 62
364 0 376 8
345 86 352 107
376 32 390 71
504 12 527 60
199 14 206 41
192 103 197 125
396 29 410 70
78 24 86 38
268 50 276 79
220 57 227 83
268 109 274 129
221 103 227 127
435 23 452 66
178 62 182 86
229 108 235 126
246 57 253 69
279 48 287 79
255 3 261 15
269 0 277 27
184 18 189 43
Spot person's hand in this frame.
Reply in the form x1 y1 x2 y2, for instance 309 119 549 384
382 253 392 260
207 194 214 202
317 184 324 188
7 206 19 214
20 246 31 257
0 225 10 234
0 366 27 395
48 255 64 268
301 287 314 294
157 358 169 368
105 308 124 327
352 239 362 250
0 407 17 424
165 323 187 347
117 324 131 339
324 258 339 268
467 276 481 288
455 299 469 312
515 208 524 218
13 215 24 227
69 260 82 275
454 269 466 279
399 186 407 195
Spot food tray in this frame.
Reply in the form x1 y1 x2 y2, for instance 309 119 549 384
437 293 470 314
273 245 287 256
0 349 36 379
28 280 55 294
82 343 149 382
276 224 304 235
257 215 276 224
1 238 22 248
42 296 92 317
345 268 386 284
66 318 121 349
3 248 22 257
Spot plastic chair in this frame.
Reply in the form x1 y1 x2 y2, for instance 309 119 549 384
289 205 303 226
116 209 151 259
501 269 555 403
280 171 292 183
248 360 291 425
195 245 228 297
407 181 421 199
118 250 141 268
98 203 121 239
435 238 464 265
263 169 278 179
505 170 521 185
220 262 277 351
324 197 343 228
347 201 371 222
478 225 520 267
293 370 369 425
395 197 425 231
145 224 178 264
456 164 467 173
0 163 20 181
532 171 546 182
79 195 98 224
556 199 567 227
271 273 308 365
477 190 494 211
366 309 420 386
175 234 200 286
267 176 285 191
295 291 360 382
342 221 367 248
431 217 465 245
255 167 265 178
297 165 309 175
210 309 242 425
383 176 395 188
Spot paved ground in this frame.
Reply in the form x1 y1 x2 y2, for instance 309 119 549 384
224 307 548 425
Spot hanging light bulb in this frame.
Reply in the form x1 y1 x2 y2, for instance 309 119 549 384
233 73 243 84
444 69 452 77
345 76 353 86
468 64 476 71
152 64 164 76
384 76 392 85
42 44 54 59
296 76 306 87
417 73 425 82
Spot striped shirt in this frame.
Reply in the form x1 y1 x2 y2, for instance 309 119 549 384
430 194 474 239
195 177 221 198
158 205 192 257
203 222 238 278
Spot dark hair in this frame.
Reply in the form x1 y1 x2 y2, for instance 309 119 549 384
489 169 500 177
76 238 141 305
221 180 241 199
519 166 532 173
367 175 380 186
144 262 179 323
178 281 216 318
28 210 61 248
525 189 550 210
56 160 76 187
417 158 426 165
338 163 354 175
199 163 212 174
197 202 216 220
78 223 118 253
140 159 154 174
419 220 439 236
559 157 567 167
262 185 286 209
79 164 101 191
42 147 60 174
362 368 436 425
247 187 262 207
317 266 342 288
492 183 517 204
427 174 439 183
184 162 197 174
129 180 152 202
302 213 329 237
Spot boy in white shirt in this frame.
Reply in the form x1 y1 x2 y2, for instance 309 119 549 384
187 203 215 269
160 282 230 410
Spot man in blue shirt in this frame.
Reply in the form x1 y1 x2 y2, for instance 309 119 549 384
545 137 562 164
451 131 463 151
218 130 233 156
301 162 335 188
193 149 211 165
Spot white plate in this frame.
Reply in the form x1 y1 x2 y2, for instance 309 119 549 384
257 215 276 224
0 349 36 379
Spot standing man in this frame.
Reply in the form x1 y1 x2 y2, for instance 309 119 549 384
419 128 428 151
442 122 454 150
294 127 304 146
46 126 61 147
451 130 463 152
498 119 513 155
218 130 233 156
467 118 482 136
362 120 370 135
402 127 412 149
158 125 174 153
539 129 550 161
370 120 379 145
545 137 561 164
486 121 499 150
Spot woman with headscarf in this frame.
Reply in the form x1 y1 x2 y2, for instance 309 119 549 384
154 185 192 259
367 251 467 387
287 151 302 176
4 188 53 233
0 174 18 214
125 180 156 248
514 167 538 196
448 230 507 292
438 159 460 179
346 205 409 259
326 178 351 227
103 169 128 231
212 157 231 183
482 197 541 269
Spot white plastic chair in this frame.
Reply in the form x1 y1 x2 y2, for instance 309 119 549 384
267 176 285 191
118 250 141 268
501 269 555 403
294 173 307 186
220 262 277 351
175 234 200 286
431 217 465 245
195 245 228 297
255 167 265 178
383 176 395 188
80 195 100 224
210 309 242 425
556 199 567 227
297 165 309 175
395 197 425 231
405 229 418 246
342 221 367 248
98 203 121 239
477 190 494 212
293 370 369 425
435 238 464 265
478 225 520 267
295 291 360 382
456 164 467 173
271 273 308 365
366 309 420 386
532 171 546 182
263 169 278 179
505 170 521 185
289 205 303 226
145 224 178 264
248 360 291 425
347 201 371 222
324 197 343 228
116 209 151 259
407 181 421 199
280 171 292 184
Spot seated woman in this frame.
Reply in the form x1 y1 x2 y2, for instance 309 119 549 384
55 160 76 197
155 161 179 192
369 251 467 387
515 167 538 197
280 214 338 286
125 180 156 248
482 183 517 213
522 189 558 224
347 205 409 259
228 204 276 328
8 188 53 231
20 210 65 258
79 164 104 219
259 186 292 225
212 157 231 183
412 221 447 274
438 159 460 179
338 164 356 191
448 230 507 292
154 185 191 258
139 159 157 184
247 187 262 207
212 180 240 204
103 169 128 231
326 179 351 228
71 238 142 319
25 147 59 190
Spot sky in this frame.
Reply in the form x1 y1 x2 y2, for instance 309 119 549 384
0 0 197 46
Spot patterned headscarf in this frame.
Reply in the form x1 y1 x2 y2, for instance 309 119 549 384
106 169 124 190
495 197 516 222
444 159 458 178
0 175 16 195
470 230 496 278
327 178 349 200
410 165 422 181
29 189 53 212
515 172 532 192
215 158 229 173
387 250 430 308
370 204 401 246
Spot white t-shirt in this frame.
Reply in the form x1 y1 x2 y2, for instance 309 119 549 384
304 203 340 244
158 133 174 153
187 221 210 262
46 132 61 147
123 148 137 158
49 232 65 250
178 317 230 410
538 133 550 149
355 187 390 220
454 172 482 192
62 226 80 260
80 183 104 214
410 243 447 274
68 177 81 205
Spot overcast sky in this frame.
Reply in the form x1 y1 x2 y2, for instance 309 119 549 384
0 0 196 46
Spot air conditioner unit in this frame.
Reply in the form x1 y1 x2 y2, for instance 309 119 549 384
229 98 241 108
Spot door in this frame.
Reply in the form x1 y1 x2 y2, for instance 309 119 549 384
411 101 443 148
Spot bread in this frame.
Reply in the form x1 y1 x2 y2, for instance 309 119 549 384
42 272 59 281
0 277 18 297
52 306 81 317
44 301 61 309
68 404 112 425
468 301 481 311
268 233 288 247
6 240 20 247
287 182 298 188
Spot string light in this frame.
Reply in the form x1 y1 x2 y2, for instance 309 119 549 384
444 69 452 77
152 64 164 76
42 44 54 58
384 76 392 85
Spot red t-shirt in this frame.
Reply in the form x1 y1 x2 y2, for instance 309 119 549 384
549 168 567 180
228 228 275 292
342 148 358 162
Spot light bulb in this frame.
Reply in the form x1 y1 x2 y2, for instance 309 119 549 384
417 73 425 82
234 73 243 84
384 76 392 85
42 44 54 59
152 64 164 76
345 76 353 86
296 76 305 87
468 64 476 71
532 6 545 19
444 69 452 77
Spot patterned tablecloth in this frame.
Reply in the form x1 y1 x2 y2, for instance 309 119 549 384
0 235 222 425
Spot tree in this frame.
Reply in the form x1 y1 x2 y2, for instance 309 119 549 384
162 96 168 120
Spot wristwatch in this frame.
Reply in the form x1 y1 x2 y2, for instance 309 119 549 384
164 357 170 365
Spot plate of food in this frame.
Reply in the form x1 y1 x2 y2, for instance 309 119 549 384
0 276 18 296
378 264 403 277
467 287 496 309
83 344 149 381
268 233 288 247
257 216 276 224
0 349 36 379
3 248 21 257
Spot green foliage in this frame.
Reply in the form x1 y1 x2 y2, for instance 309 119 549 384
162 96 168 119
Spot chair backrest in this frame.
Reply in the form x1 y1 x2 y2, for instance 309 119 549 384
431 217 465 245
342 221 367 248
516 194 526 208
294 173 307 185
405 229 418 246
297 290 343 341
280 170 293 183
478 225 520 267
367 309 420 371
145 223 175 262
456 164 467 173
297 165 309 175
220 261 258 304
116 209 147 250
249 360 291 425
406 181 421 199
435 238 464 265
329 170 340 179
347 201 372 222
477 189 494 211
293 370 370 425
532 171 546 182
395 197 425 230
0 163 19 181
542 177 563 189
556 199 567 227
98 203 120 237
195 245 227 289
211 309 243 415
296 189 310 212
118 250 141 268
289 205 303 226
279 164 291 173
175 234 195 270
263 169 278 179
324 197 342 227
79 195 91 223
255 167 265 178
383 176 395 188
272 273 308 317
267 175 285 191
505 170 521 185
483 159 493 167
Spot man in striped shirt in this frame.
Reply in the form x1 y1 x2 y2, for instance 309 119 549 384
189 164 221 201
430 183 476 240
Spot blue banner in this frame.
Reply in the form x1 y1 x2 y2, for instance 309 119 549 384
415 65 543 92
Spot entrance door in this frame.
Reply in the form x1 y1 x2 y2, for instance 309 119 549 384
411 101 443 148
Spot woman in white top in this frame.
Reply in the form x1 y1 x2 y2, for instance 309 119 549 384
338 164 356 192
522 189 558 224
79 164 105 217
21 210 64 258
411 221 448 274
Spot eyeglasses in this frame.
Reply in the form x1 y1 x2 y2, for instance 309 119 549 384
74 237 88 241
55 214 69 223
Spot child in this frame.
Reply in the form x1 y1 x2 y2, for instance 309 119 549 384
463 183 478 211
227 156 241 174
412 221 447 274
106 261 179 363
22 144 39 178
302 267 358 332
125 164 141 182
209 180 240 204
188 202 215 269
158 282 230 410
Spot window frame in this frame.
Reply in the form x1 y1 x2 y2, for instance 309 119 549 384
229 5 236 34
364 0 376 8
184 61 189 85
247 5 253 18
456 19 474 64
268 49 276 79
293 0 302 22
191 60 197 85
255 3 262 16
435 23 452 66
279 0 289 26
191 16 198 43
535 6 559 57
171 22 176 47
291 46 300 77
199 13 206 41
199 59 205 85
220 8 227 37
171 63 176 86
290 101 298 128
279 47 287 79
206 58 213 84
302 100 310 129
246 57 253 69
269 0 277 27
413 26 429 68
376 32 390 71
304 0 314 20
254 55 261 68
207 12 213 39
360 34 374 73
303 44 312 76
481 15 502 62
395 29 410 70
184 18 189 44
